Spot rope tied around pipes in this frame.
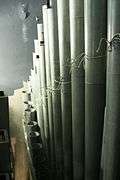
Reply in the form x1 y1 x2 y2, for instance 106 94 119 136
96 33 120 52
31 50 107 106
69 53 106 72
46 76 71 94
32 52 107 101
65 52 106 72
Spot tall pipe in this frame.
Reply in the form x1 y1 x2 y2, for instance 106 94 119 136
32 52 39 107
103 1 120 179
29 75 34 104
30 69 36 106
57 0 72 179
69 0 84 180
42 5 55 176
32 51 45 144
37 24 50 158
47 4 64 179
84 0 107 179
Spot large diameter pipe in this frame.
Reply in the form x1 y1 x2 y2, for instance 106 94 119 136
57 0 72 179
84 0 107 179
37 24 50 157
69 0 84 180
42 5 55 175
103 1 120 179
47 6 64 180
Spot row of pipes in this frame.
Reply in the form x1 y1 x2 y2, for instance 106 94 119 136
23 0 120 179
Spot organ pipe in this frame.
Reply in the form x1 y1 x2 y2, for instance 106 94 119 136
103 1 120 179
47 4 64 179
69 0 85 179
84 0 107 179
57 0 73 179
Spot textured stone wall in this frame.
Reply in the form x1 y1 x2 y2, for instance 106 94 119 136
9 88 29 180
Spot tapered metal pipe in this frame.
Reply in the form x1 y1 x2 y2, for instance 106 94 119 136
37 24 50 157
57 0 72 179
34 40 40 55
31 63 38 108
103 1 120 179
32 52 39 107
32 53 39 108
30 69 36 106
84 0 107 180
42 5 55 176
32 52 45 144
33 42 41 105
28 73 34 106
69 0 84 180
47 4 64 179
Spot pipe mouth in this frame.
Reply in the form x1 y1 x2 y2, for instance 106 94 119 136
27 122 40 132
25 108 31 112
32 142 43 149
28 121 37 126
31 108 36 112
27 101 32 105
24 101 29 104
22 90 26 93
30 109 37 116
25 100 32 106
30 131 40 137
36 55 39 59
29 105 34 108
29 132 41 143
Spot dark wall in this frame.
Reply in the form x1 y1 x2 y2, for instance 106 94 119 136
0 0 45 95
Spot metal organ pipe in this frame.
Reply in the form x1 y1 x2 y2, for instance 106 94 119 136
103 1 120 179
84 0 107 179
47 3 64 179
32 51 45 144
69 0 85 179
57 0 72 179
43 5 55 176
37 24 50 159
